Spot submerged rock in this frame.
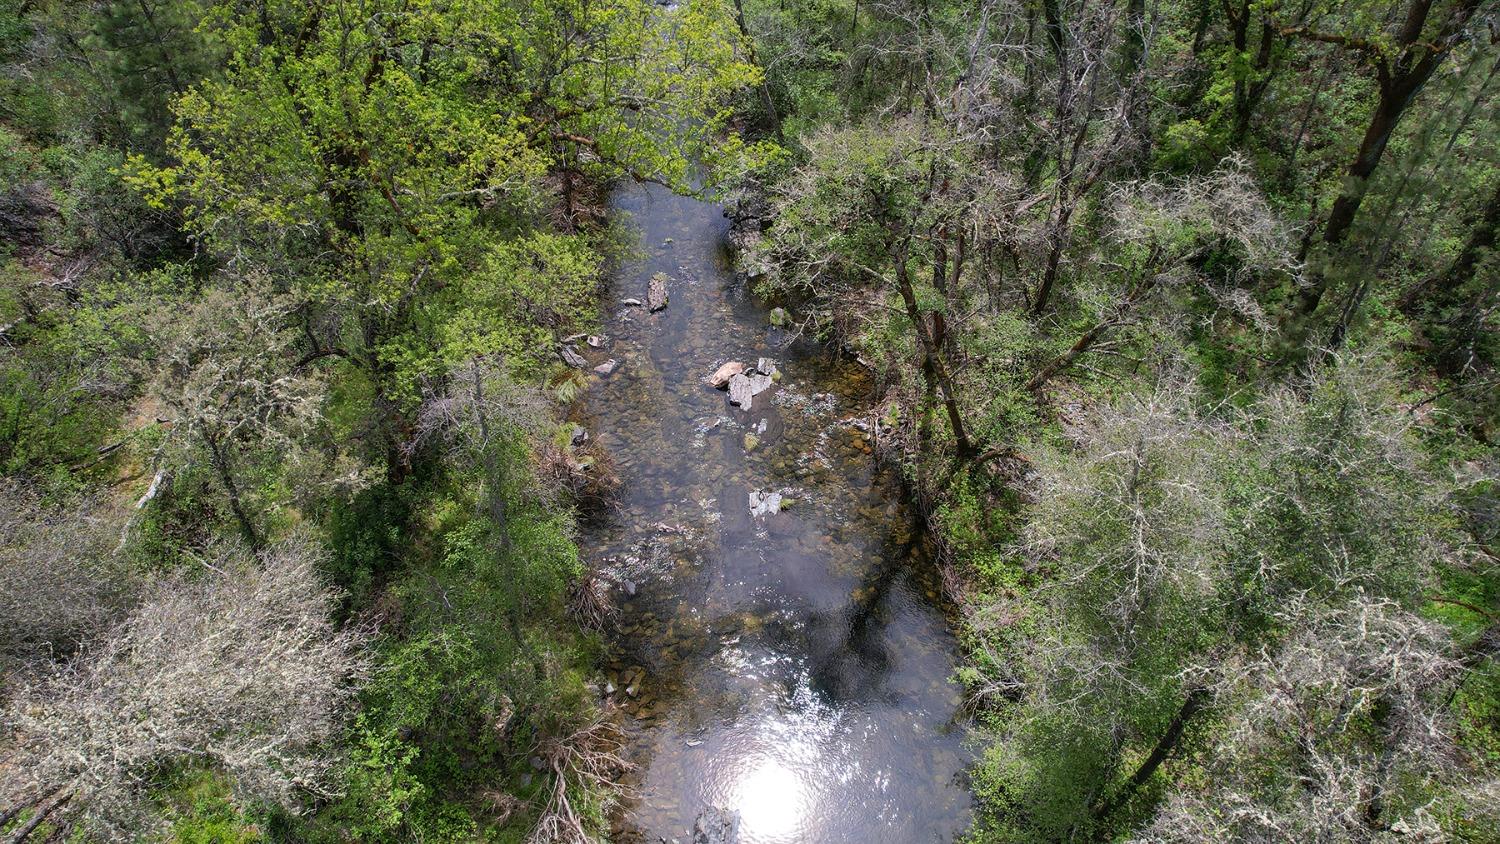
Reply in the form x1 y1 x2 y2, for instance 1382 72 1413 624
621 297 644 307
707 360 746 388
693 807 740 844
593 358 619 376
648 272 669 312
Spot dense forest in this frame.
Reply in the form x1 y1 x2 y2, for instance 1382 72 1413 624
0 0 1496 841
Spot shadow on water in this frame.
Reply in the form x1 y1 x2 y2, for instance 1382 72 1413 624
574 183 974 843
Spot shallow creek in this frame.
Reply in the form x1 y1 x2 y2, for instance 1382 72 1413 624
574 183 974 843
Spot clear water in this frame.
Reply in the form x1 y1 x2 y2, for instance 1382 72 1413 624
575 183 974 843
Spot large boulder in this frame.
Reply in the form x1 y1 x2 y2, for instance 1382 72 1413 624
647 272 669 312
708 361 746 388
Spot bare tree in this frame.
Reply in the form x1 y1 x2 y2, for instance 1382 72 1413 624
0 484 135 668
1 537 369 840
1026 0 1151 315
411 356 558 641
1132 597 1477 843
527 713 632 844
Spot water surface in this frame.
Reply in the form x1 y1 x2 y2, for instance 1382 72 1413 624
576 183 973 843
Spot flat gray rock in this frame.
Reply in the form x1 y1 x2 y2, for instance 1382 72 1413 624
748 490 782 517
726 372 775 410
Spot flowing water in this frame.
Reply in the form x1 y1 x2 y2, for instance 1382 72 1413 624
573 183 974 843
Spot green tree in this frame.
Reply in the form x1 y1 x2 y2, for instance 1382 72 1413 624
131 0 767 480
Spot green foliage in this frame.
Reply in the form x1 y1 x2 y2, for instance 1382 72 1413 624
315 487 595 841
158 769 261 844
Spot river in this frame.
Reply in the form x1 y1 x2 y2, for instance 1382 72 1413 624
573 182 974 843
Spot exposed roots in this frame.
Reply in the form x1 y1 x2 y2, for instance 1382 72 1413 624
543 171 608 233
537 441 622 519
566 570 616 632
528 714 633 844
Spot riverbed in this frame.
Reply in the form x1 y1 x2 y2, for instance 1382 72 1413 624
575 182 974 843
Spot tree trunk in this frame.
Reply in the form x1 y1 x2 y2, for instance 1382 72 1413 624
892 251 975 460
731 0 785 143
1282 55 1335 188
1290 0 1483 320
1029 251 1161 392
1041 0 1065 67
468 366 527 647
1121 0 1145 85
5 790 71 844
206 433 260 551
1032 204 1073 315
1090 687 1209 831
1231 16 1278 145
1405 179 1500 309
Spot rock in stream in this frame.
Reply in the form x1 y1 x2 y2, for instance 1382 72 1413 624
648 272 669 312
726 372 773 410
707 360 746 388
692 807 740 844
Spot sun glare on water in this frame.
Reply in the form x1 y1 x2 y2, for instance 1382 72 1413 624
733 758 808 840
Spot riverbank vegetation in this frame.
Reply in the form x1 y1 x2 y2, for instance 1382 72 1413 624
730 0 1499 839
0 0 764 841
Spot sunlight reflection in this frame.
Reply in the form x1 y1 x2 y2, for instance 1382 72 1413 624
733 758 807 839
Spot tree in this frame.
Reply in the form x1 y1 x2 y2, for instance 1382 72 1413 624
1285 0 1488 324
1 537 369 840
1132 598 1479 843
130 0 768 481
974 350 1466 840
148 277 318 549
977 378 1232 840
1027 159 1296 394
754 117 998 462
1026 0 1150 315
